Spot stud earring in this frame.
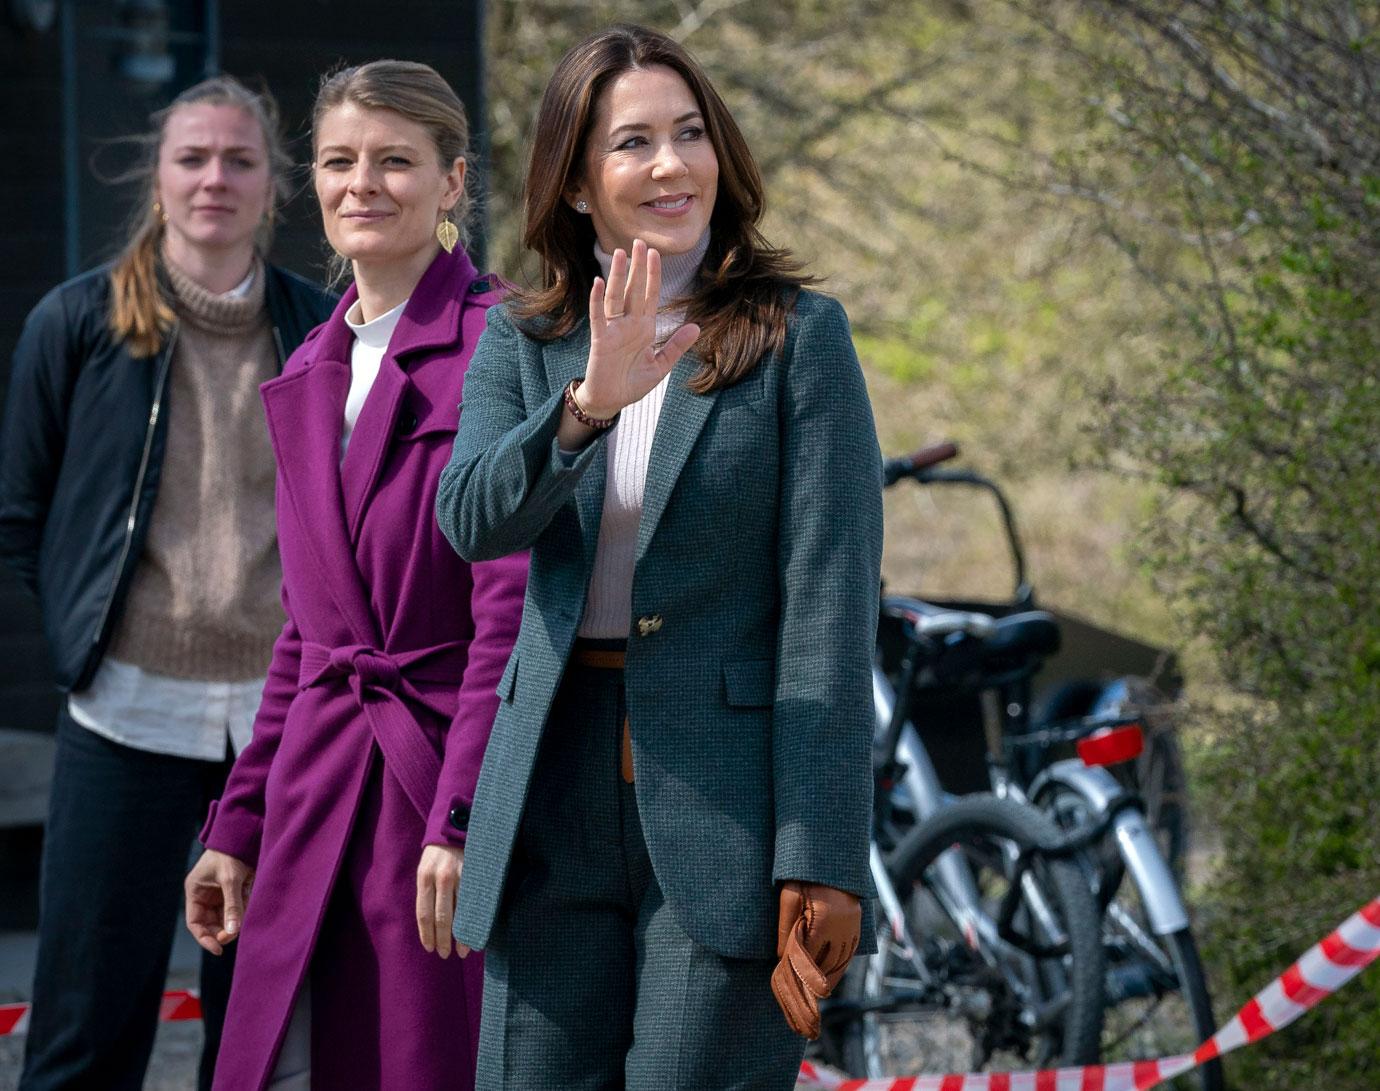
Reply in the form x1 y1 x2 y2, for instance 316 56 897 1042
436 215 459 254
575 200 589 213
153 200 167 224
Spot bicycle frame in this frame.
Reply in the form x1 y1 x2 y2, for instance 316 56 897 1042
873 667 990 955
873 663 1065 985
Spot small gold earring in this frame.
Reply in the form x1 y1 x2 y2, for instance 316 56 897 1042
436 216 458 254
154 200 167 224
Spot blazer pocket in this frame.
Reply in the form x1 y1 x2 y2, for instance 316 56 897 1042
723 659 775 708
496 652 519 703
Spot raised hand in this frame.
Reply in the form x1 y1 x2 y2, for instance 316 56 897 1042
573 238 701 420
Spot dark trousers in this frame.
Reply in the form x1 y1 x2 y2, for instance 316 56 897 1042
19 709 235 1091
477 658 805 1090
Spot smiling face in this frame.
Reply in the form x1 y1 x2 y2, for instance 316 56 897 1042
156 103 272 260
569 64 718 257
313 102 465 272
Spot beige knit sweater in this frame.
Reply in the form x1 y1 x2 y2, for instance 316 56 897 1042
107 259 283 680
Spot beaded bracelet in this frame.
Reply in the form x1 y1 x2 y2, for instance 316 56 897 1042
564 378 619 430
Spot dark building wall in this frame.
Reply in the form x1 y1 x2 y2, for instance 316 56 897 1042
0 13 68 735
220 1 488 280
0 1 485 737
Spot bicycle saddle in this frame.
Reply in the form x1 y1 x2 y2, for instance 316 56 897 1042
981 611 1061 660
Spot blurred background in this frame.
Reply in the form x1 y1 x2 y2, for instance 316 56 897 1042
1 2 1376 1087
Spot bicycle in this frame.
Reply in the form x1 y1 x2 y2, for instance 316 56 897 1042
876 443 1222 1090
816 603 1106 1078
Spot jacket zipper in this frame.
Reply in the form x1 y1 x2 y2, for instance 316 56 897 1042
90 325 179 648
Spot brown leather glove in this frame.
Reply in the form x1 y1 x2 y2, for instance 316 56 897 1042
770 880 861 1039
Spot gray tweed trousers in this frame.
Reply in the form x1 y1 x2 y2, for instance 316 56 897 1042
476 658 805 1090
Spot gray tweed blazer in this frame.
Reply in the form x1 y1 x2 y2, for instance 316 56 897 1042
436 288 883 960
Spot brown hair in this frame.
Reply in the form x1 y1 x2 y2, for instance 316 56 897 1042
511 23 811 392
109 76 290 357
312 60 472 284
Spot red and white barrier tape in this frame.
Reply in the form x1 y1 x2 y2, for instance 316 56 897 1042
796 895 1380 1090
2 894 1376 1090
0 989 202 1038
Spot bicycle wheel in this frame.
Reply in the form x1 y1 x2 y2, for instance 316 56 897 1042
1037 782 1222 1091
834 794 1104 1078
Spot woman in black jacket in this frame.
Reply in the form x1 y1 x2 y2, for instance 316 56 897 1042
0 76 333 1091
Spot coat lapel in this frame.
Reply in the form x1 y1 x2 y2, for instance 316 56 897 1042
260 314 381 647
636 351 719 559
340 248 477 540
340 357 408 541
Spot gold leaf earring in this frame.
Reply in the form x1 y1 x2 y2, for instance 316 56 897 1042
436 215 458 254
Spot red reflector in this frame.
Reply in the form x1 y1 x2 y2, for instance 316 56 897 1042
1077 724 1144 767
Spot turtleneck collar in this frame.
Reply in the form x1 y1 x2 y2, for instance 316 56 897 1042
345 296 409 351
593 229 710 311
165 255 267 336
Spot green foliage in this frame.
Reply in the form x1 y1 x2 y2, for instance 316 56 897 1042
483 7 1379 1080
1012 2 1380 1083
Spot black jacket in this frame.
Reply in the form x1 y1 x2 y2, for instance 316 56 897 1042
0 261 335 691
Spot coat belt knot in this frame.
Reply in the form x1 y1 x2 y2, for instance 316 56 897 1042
298 639 470 695
296 637 473 823
326 645 403 692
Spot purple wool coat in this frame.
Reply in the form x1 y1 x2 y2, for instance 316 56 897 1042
201 248 527 1091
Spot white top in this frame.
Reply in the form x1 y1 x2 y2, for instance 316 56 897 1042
578 231 710 638
68 662 264 759
342 297 408 457
66 268 264 761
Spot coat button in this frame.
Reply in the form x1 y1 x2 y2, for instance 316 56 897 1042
448 802 471 831
635 614 663 637
396 410 419 435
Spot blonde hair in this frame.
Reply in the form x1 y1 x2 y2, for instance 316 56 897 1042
312 60 472 283
108 76 290 357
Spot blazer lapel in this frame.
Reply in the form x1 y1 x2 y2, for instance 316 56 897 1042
636 352 719 559
260 350 381 647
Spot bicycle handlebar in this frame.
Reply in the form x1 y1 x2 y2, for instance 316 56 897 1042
882 441 959 487
879 444 1031 601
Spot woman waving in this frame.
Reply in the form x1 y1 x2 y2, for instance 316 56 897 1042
437 24 882 1090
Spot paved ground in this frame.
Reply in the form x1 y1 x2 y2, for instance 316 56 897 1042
0 923 204 1089
0 730 206 1088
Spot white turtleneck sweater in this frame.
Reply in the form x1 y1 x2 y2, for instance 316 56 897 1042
342 296 409 458
578 230 711 639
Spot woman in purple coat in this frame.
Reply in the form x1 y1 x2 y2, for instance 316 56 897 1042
183 61 526 1090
